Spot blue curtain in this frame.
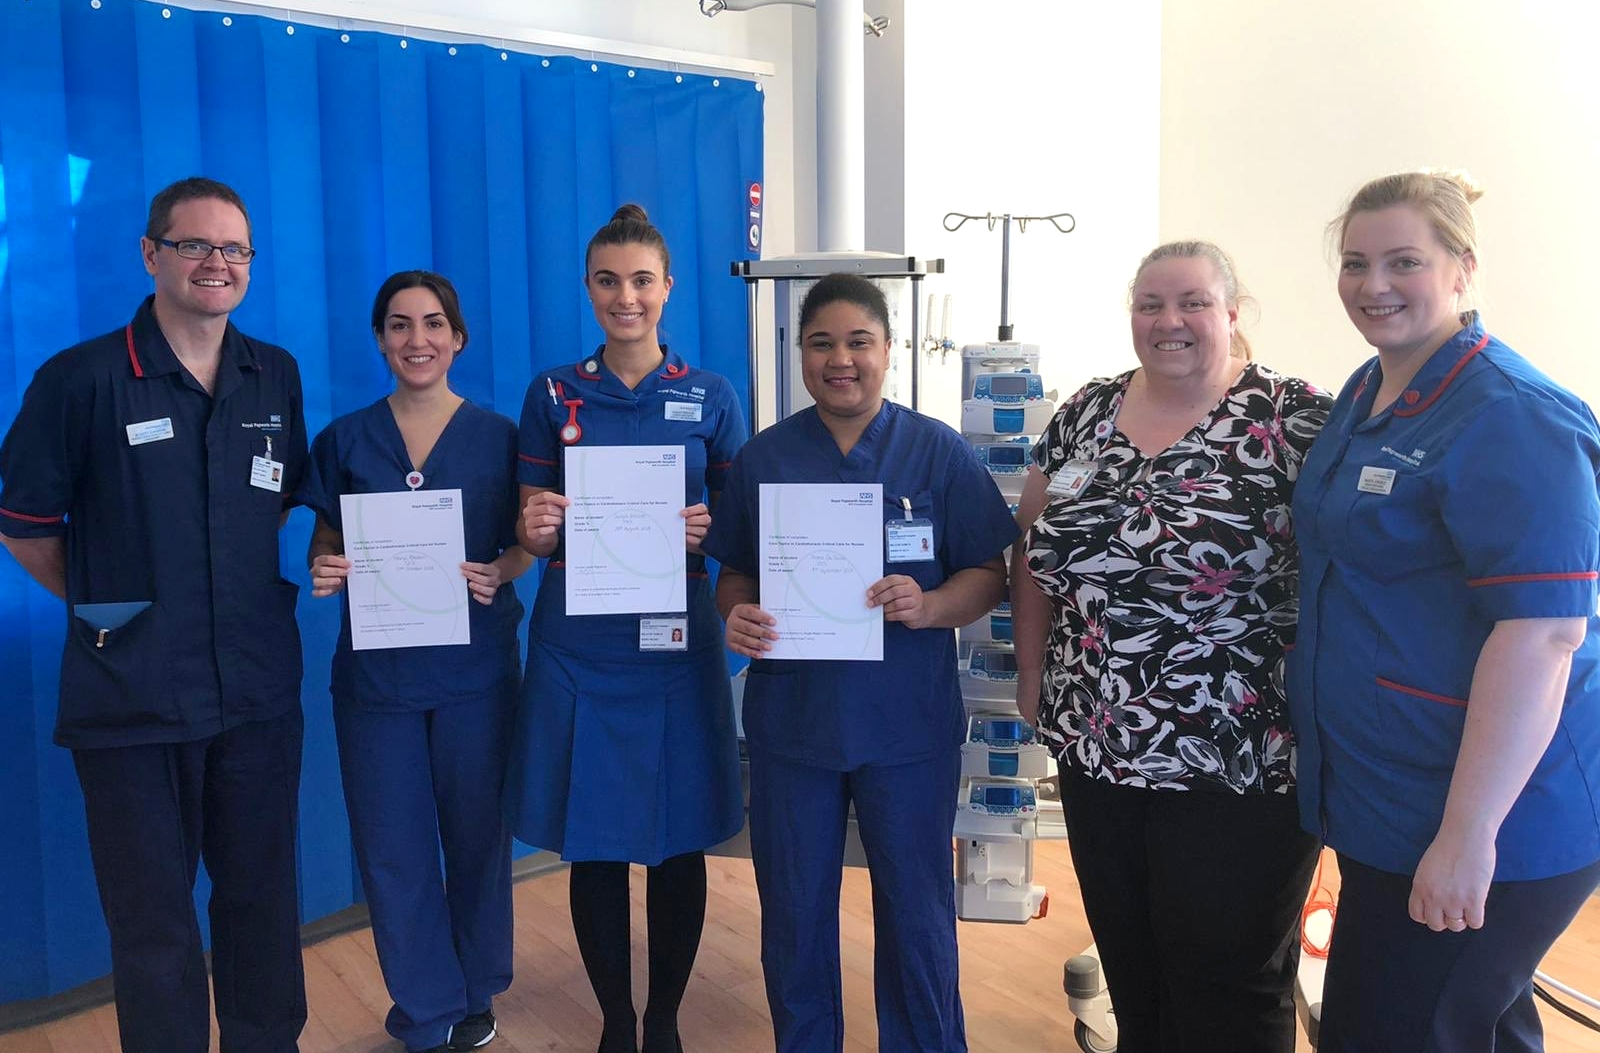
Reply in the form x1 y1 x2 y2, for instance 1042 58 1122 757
0 0 762 1004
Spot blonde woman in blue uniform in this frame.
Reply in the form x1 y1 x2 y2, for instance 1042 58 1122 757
303 270 529 1053
505 205 747 1053
1290 170 1600 1051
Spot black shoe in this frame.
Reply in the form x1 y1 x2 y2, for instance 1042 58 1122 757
449 1007 498 1050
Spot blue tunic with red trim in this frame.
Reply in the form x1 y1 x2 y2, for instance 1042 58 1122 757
504 347 747 863
0 296 307 748
1288 314 1600 879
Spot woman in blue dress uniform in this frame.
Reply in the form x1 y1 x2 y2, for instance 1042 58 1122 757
701 274 1018 1053
504 205 748 1053
1289 170 1600 1052
302 271 530 1053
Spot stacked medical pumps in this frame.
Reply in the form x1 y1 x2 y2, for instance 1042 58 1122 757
953 343 1068 922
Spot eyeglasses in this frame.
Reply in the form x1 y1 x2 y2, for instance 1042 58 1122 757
156 238 257 264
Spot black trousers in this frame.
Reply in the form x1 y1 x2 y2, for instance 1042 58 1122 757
72 709 307 1053
1058 764 1320 1053
1321 853 1600 1053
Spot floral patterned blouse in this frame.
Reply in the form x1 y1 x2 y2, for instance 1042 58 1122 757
1025 363 1330 793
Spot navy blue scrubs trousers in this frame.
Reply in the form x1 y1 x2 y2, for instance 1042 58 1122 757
1321 854 1600 1053
71 709 307 1053
334 695 515 1052
748 747 966 1053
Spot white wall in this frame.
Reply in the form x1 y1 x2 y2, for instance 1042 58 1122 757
884 0 1162 426
1160 0 1600 407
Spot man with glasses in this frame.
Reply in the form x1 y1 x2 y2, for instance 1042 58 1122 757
0 177 308 1053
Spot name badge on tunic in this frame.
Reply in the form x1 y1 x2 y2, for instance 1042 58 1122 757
1357 466 1396 495
664 402 703 422
1046 459 1099 499
641 617 688 651
886 519 936 562
250 434 283 493
126 417 174 446
251 456 284 493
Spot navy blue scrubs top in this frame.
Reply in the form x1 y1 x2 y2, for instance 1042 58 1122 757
517 347 747 658
300 399 524 711
702 401 1019 771
0 297 308 748
1289 315 1600 880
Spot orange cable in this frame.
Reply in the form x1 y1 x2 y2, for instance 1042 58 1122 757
1301 848 1337 959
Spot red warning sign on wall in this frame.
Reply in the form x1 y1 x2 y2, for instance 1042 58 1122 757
747 181 763 251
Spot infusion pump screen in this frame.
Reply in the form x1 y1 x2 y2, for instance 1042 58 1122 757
988 375 1031 396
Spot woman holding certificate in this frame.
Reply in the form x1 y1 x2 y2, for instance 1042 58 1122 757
301 270 529 1053
701 273 1018 1053
505 204 748 1053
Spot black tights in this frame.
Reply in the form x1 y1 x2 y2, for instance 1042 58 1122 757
569 851 707 1053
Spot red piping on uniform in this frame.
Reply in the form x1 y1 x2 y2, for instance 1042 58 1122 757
1467 570 1599 587
124 325 144 378
0 507 64 524
661 362 686 378
1393 334 1489 417
575 368 601 382
709 461 733 470
519 453 557 466
1377 676 1467 708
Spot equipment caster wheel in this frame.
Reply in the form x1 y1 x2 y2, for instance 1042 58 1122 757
1074 1018 1116 1052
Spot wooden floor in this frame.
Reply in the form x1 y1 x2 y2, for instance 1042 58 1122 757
4 843 1598 1053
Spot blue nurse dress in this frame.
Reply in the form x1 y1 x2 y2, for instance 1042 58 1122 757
505 348 748 866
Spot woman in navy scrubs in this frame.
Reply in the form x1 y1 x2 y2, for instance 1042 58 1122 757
303 271 529 1053
701 273 1018 1053
505 205 747 1053
1289 170 1600 1052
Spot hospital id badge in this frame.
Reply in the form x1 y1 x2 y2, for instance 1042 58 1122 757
640 617 688 651
886 518 936 562
1047 459 1098 500
250 455 284 493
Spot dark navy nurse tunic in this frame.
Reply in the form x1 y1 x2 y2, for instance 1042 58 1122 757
299 399 524 709
701 401 1020 770
506 347 747 865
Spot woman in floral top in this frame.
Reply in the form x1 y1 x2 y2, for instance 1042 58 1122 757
1012 241 1331 1052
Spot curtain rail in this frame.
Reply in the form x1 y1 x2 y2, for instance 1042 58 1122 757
147 0 779 79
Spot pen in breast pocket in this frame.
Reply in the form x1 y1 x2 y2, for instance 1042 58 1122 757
546 377 558 405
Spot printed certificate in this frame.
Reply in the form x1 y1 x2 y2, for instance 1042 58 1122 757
564 445 687 615
340 488 469 650
759 483 884 661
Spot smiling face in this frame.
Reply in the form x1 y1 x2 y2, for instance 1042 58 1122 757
141 196 252 324
800 299 890 428
585 242 672 349
378 285 462 392
1338 204 1473 360
1128 255 1238 385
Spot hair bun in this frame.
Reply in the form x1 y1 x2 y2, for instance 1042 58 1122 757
1421 167 1485 205
612 203 650 224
